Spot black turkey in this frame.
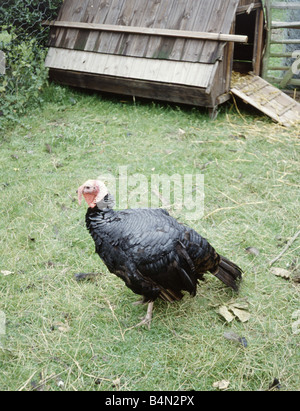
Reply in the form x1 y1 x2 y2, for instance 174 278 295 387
77 179 242 327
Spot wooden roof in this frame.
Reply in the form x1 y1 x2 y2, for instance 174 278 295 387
238 0 261 7
49 0 241 64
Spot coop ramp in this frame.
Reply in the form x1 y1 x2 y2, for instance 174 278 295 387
231 72 300 127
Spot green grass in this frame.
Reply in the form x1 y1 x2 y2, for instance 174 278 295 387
0 85 299 391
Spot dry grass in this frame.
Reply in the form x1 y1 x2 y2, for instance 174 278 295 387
0 85 299 391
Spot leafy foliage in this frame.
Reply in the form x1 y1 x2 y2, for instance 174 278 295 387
0 31 48 123
0 1 62 127
0 0 61 43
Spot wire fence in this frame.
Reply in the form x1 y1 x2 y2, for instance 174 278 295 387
0 0 62 124
0 0 61 44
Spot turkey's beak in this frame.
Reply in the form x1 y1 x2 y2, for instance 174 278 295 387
77 185 84 205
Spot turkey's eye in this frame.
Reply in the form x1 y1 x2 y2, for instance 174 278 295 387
85 186 91 190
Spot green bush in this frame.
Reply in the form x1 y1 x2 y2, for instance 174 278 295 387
0 30 48 123
0 0 62 43
0 1 62 128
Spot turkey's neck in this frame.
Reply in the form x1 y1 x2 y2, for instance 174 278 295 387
85 204 116 227
96 192 115 210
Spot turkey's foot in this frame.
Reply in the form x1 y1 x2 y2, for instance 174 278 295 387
134 302 154 329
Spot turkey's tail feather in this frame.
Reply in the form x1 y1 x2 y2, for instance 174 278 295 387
213 256 242 291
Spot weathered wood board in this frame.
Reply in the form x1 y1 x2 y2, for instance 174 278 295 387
231 72 300 126
48 0 240 64
45 48 216 88
49 68 214 107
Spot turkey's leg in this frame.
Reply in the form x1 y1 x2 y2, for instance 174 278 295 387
135 301 154 329
132 296 148 306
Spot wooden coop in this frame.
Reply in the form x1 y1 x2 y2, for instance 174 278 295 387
44 0 300 125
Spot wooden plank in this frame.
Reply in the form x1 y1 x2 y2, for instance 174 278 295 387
205 61 220 95
66 0 91 50
217 92 231 105
194 0 225 63
149 0 240 65
262 0 271 79
253 9 264 75
260 91 282 106
269 66 293 71
84 1 115 52
125 0 167 58
263 98 287 116
271 39 300 44
270 52 295 58
44 21 248 43
232 87 291 126
271 2 300 10
48 0 87 49
45 48 215 88
167 0 204 61
95 0 127 55
48 68 214 107
111 0 142 55
144 0 181 59
237 3 262 14
73 0 102 51
149 0 187 61
196 0 240 63
289 78 300 86
231 73 300 126
224 23 235 91
245 82 268 96
179 0 214 63
272 21 300 29
278 102 297 117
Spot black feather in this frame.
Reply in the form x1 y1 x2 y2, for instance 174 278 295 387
85 203 242 302
213 256 243 291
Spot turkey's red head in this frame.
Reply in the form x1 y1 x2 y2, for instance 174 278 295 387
77 180 108 209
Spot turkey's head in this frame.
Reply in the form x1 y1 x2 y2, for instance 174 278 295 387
77 180 108 209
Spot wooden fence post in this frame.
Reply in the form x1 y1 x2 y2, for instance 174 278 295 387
262 0 271 79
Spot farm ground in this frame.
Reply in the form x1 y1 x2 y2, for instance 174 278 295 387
0 85 299 391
